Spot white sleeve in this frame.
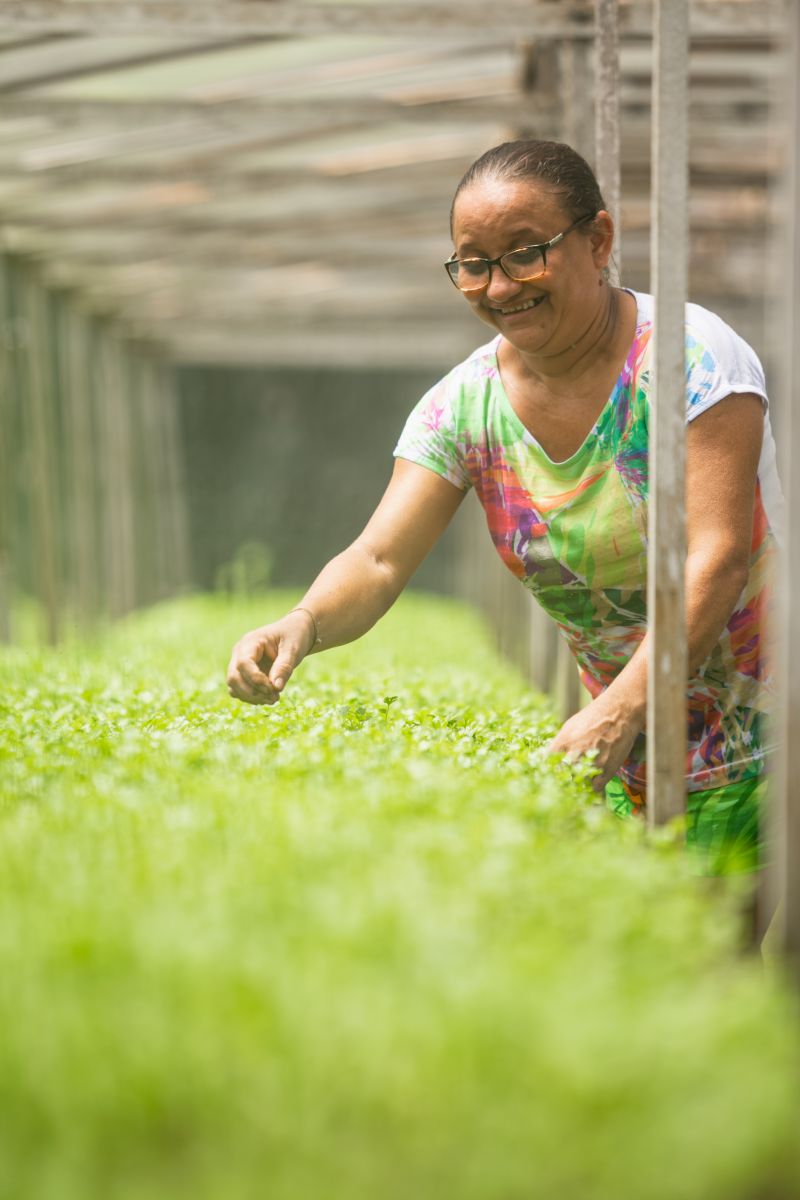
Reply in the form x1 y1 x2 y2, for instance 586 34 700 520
683 302 784 545
683 302 768 424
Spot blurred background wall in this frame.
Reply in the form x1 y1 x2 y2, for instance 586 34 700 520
177 363 459 594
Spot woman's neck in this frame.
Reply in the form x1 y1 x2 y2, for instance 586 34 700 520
513 285 629 388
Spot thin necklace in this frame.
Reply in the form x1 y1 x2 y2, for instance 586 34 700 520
547 284 618 359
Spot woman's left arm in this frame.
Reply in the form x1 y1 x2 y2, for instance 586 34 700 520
548 391 765 791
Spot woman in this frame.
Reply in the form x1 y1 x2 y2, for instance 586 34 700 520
227 140 781 877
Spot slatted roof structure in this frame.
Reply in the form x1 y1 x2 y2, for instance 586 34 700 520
0 0 785 368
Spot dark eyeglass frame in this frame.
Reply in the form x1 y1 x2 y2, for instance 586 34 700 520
444 212 596 292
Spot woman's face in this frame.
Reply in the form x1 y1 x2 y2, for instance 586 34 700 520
449 176 612 358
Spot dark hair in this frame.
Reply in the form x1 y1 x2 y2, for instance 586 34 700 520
450 139 606 233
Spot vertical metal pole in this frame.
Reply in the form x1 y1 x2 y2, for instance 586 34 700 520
594 0 622 283
771 0 800 975
647 0 689 826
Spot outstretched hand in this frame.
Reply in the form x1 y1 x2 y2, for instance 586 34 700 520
226 610 317 705
547 691 644 793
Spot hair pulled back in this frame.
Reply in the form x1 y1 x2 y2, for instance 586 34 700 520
450 139 606 233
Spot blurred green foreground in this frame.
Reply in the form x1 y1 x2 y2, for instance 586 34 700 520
0 593 798 1200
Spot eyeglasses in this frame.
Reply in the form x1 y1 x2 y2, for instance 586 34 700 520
444 213 596 293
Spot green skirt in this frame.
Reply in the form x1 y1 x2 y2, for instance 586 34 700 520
605 775 767 877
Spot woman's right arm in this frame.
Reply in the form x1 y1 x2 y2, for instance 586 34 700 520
226 459 466 705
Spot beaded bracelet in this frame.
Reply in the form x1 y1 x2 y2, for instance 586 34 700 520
289 606 322 648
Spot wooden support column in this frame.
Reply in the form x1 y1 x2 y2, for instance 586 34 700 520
0 255 14 642
119 338 148 609
156 360 190 596
510 39 563 703
23 261 61 644
527 605 558 699
594 0 622 282
560 36 595 163
132 352 162 604
553 30 595 717
770 0 800 977
648 0 689 826
60 295 99 626
95 319 137 619
129 344 186 606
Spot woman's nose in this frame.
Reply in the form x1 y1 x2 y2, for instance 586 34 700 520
484 263 521 300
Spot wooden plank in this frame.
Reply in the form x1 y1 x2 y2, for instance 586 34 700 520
0 225 768 297
647 0 689 826
94 320 137 617
785 0 800 979
595 0 621 281
135 354 172 601
169 322 478 368
0 34 244 92
0 1 782 39
770 0 800 976
21 258 61 642
0 94 538 136
0 254 13 640
0 119 507 179
0 157 772 230
0 77 770 135
156 361 190 595
560 38 594 161
1 35 510 102
0 33 76 50
0 112 775 189
0 171 774 239
0 1 595 38
60 292 99 624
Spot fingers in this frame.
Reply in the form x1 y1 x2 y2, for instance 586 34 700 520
226 627 303 706
268 653 296 693
227 658 278 705
226 632 276 705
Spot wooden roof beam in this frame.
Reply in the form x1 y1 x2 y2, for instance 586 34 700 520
0 93 538 133
0 79 769 137
0 1 782 40
0 34 276 93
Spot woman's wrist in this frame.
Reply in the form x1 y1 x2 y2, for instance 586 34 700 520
600 674 647 731
288 606 322 656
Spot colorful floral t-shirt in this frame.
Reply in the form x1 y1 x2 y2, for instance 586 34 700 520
394 291 782 795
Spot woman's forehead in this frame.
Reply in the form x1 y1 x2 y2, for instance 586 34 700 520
451 176 566 236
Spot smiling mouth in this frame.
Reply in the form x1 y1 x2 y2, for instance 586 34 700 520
492 295 546 316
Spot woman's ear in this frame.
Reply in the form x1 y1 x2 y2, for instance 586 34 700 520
590 209 615 268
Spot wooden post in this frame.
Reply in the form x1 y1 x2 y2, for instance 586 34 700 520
95 319 137 619
23 261 61 644
0 254 14 642
527 599 558 697
560 36 595 164
133 352 161 604
552 27 596 717
647 0 689 826
60 295 99 626
594 0 622 283
156 359 190 596
770 0 800 976
513 39 569 704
